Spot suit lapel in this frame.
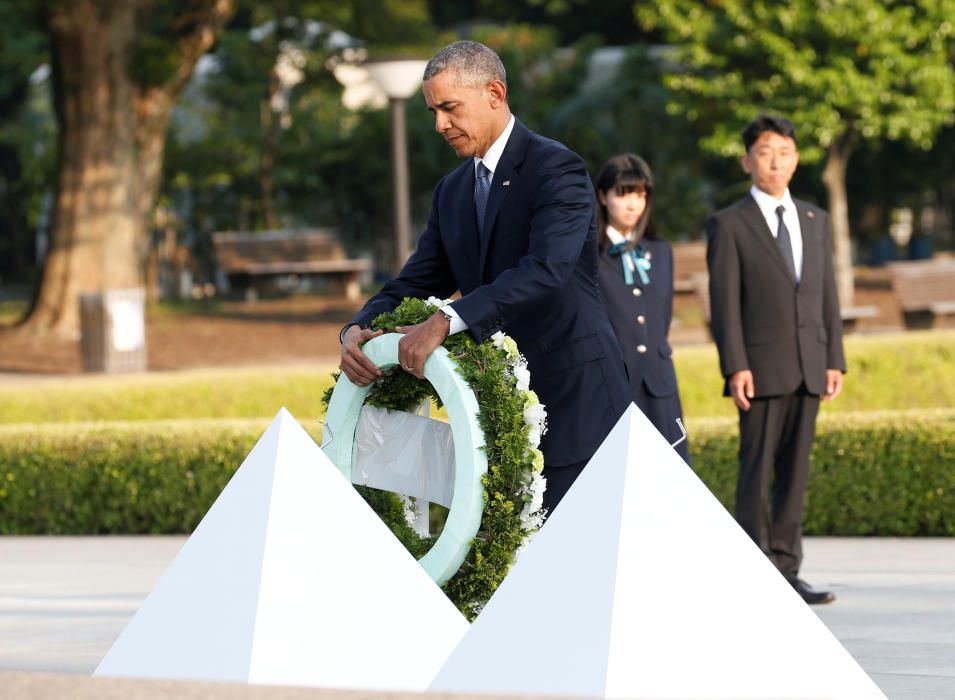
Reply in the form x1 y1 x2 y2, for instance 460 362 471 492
740 194 796 288
479 120 529 277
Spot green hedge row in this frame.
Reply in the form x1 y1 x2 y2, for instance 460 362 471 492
688 410 955 536
0 410 952 535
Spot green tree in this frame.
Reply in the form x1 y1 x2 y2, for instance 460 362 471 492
0 3 50 285
20 0 235 337
161 0 450 274
637 0 955 305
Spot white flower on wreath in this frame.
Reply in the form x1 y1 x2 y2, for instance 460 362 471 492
400 495 419 527
523 390 548 449
425 296 450 309
491 330 520 360
512 359 531 392
520 471 546 527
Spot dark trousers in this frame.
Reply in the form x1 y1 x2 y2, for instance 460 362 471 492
633 380 691 465
541 459 588 517
736 387 820 578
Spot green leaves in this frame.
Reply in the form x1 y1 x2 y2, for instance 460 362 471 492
321 297 541 617
638 0 955 160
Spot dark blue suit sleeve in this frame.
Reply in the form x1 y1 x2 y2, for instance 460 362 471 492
351 182 459 328
452 148 593 343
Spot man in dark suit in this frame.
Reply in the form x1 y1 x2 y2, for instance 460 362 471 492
339 41 629 512
706 114 846 605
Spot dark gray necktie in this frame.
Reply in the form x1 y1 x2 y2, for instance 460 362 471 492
474 162 491 231
775 205 796 281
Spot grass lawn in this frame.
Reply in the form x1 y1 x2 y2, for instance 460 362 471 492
0 330 952 424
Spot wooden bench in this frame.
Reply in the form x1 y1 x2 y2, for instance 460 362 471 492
887 259 955 330
672 241 708 293
688 270 878 335
212 229 372 301
839 304 879 333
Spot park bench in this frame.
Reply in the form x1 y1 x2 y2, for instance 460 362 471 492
887 259 955 330
672 241 708 294
211 228 372 301
686 265 878 335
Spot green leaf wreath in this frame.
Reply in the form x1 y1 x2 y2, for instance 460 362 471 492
321 297 547 619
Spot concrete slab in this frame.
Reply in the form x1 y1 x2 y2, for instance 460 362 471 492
1 536 953 699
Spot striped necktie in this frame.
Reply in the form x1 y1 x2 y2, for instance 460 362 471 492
474 162 491 231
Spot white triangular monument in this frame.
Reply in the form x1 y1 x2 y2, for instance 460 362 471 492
95 408 468 690
430 404 886 699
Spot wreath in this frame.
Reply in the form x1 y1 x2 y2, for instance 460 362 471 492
322 296 547 619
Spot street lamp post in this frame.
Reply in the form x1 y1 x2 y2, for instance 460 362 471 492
365 60 428 275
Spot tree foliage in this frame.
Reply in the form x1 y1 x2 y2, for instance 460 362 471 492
637 1 955 161
637 0 955 303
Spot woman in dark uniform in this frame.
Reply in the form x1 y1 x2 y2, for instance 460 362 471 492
594 153 690 463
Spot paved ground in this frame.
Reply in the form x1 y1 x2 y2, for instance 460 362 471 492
0 536 952 699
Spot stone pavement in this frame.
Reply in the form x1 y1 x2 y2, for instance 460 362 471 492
0 536 952 699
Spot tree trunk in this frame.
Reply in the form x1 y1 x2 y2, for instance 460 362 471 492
820 129 859 309
22 2 140 337
259 66 281 230
20 0 234 338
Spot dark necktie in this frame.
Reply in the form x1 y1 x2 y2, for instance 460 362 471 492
775 205 796 281
474 162 491 231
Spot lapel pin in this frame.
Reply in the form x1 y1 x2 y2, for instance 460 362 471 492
807 211 815 218
502 180 511 187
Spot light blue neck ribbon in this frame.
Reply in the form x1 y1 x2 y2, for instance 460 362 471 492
609 242 651 285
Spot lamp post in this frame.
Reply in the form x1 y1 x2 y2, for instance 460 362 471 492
365 60 428 274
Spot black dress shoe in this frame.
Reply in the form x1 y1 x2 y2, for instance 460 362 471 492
788 576 835 605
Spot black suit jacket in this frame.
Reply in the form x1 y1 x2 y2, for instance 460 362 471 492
597 238 679 398
352 120 629 465
706 194 846 398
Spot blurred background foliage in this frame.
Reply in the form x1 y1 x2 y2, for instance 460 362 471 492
1 0 953 288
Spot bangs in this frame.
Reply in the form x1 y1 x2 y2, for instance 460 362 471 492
613 174 648 196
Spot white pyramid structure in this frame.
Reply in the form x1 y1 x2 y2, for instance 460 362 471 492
430 404 886 699
94 408 468 690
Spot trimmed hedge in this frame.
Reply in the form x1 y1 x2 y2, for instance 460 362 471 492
0 420 271 533
0 410 952 536
688 410 955 536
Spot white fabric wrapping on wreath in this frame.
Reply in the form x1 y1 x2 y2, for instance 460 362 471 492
323 333 487 585
354 405 456 508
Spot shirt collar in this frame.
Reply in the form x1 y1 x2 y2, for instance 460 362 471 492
474 114 516 176
605 225 629 246
750 185 795 217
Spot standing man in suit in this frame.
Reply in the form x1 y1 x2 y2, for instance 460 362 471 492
706 114 846 604
339 41 630 513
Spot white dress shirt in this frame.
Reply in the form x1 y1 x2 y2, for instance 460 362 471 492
750 185 803 283
444 115 517 335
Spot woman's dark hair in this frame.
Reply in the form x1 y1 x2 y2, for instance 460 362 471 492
594 153 656 253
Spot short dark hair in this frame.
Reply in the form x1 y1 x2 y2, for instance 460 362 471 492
742 114 797 152
423 41 507 89
593 153 656 252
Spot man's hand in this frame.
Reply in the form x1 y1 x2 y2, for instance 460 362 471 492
395 311 451 379
730 369 755 411
823 369 844 401
340 325 384 386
